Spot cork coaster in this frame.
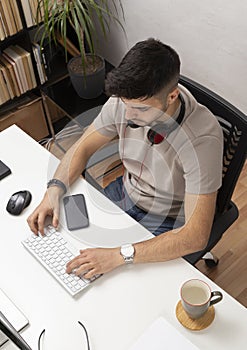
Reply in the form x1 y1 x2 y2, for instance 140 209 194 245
176 300 215 331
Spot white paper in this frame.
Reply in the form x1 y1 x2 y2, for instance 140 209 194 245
129 317 199 350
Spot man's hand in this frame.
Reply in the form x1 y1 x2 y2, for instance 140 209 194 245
66 247 124 279
27 188 63 235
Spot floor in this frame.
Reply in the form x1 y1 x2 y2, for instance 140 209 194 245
195 161 247 307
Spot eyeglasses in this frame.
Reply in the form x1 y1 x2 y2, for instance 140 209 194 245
38 321 90 350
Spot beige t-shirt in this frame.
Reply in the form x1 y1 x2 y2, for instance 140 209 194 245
93 85 223 220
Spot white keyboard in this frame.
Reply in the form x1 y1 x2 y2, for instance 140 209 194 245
22 225 100 296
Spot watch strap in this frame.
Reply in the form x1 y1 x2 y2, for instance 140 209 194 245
47 179 67 194
124 256 134 264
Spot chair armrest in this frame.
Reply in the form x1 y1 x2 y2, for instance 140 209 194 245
82 141 119 191
86 142 119 169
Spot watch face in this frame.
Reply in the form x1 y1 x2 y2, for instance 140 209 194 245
121 244 134 258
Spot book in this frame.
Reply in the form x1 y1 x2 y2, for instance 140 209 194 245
12 46 32 90
32 42 47 84
0 63 11 101
0 13 5 40
2 50 25 94
32 44 45 84
0 61 15 99
0 70 8 105
36 0 45 22
29 0 42 25
37 39 52 76
3 46 29 92
13 45 37 90
1 0 17 35
20 0 33 27
9 0 23 32
21 46 37 89
0 288 29 347
0 55 21 97
0 0 10 37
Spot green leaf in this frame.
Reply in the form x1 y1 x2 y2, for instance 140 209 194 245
35 0 125 73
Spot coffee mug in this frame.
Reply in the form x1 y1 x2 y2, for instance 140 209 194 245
180 279 223 319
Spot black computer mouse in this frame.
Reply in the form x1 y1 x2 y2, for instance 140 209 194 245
6 190 32 216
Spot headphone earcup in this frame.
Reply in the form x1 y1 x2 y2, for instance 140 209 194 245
147 129 165 145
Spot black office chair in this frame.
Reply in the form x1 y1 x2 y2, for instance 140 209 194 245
179 76 247 266
84 76 247 267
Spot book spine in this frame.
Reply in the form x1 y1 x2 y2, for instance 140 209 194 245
2 51 25 94
26 51 37 88
8 63 21 97
0 13 5 40
1 0 17 35
32 45 45 84
0 63 15 99
0 0 10 37
0 67 10 104
9 0 23 32
20 0 33 27
8 46 29 92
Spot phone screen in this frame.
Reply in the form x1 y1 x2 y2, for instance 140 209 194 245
63 194 89 231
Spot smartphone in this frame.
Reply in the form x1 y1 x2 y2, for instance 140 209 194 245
0 160 11 180
63 194 89 231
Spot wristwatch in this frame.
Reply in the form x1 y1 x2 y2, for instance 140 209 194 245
47 179 67 194
120 244 135 264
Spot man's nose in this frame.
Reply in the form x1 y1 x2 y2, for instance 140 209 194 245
125 107 137 120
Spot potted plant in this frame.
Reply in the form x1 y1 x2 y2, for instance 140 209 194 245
36 0 124 99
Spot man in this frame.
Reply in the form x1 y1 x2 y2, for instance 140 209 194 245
27 38 223 279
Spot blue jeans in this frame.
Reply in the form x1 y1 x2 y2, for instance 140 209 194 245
104 176 183 236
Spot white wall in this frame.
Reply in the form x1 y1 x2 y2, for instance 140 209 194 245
97 0 247 114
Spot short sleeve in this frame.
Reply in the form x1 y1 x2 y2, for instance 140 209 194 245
93 97 121 138
179 135 223 194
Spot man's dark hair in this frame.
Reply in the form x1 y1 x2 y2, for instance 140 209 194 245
105 38 180 99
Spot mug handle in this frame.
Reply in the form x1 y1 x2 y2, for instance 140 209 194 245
210 291 223 306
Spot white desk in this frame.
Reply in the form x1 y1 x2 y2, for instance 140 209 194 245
0 125 246 350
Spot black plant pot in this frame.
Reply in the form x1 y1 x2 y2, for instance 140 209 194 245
67 54 105 99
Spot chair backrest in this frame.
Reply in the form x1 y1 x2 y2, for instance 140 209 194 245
179 76 247 214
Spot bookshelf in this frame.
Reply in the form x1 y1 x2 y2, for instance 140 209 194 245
0 0 68 140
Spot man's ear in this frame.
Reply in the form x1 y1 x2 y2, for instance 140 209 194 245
167 87 179 105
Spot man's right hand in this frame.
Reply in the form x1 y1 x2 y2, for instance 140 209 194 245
27 187 63 235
